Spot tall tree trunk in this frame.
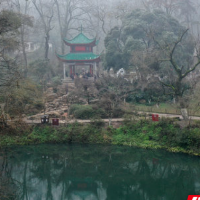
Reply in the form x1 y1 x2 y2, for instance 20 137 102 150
178 96 189 120
20 26 28 77
45 32 50 60
32 0 54 61
54 0 63 54
17 0 28 77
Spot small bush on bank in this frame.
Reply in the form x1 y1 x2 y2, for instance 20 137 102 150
178 128 200 150
112 108 125 118
69 104 106 119
91 118 105 128
69 104 82 115
91 105 107 118
155 119 178 143
74 106 96 119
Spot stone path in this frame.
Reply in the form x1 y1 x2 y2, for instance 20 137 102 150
138 111 200 120
23 111 200 125
24 118 124 124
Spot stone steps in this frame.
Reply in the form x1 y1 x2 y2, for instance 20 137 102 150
62 78 74 83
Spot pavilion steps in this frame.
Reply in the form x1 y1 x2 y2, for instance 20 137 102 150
62 77 74 83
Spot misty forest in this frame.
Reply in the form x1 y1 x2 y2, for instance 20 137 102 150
1 0 200 120
1 0 200 199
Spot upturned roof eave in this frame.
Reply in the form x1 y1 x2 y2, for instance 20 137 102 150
63 39 97 46
56 54 100 63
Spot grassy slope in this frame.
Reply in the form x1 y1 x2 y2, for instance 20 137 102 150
1 119 200 156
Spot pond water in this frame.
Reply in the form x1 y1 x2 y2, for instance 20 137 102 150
0 144 200 200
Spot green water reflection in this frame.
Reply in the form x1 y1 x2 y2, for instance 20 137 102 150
0 144 200 200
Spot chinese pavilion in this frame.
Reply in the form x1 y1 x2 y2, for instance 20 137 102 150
56 30 100 79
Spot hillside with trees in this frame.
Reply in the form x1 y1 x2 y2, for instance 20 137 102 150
0 0 200 137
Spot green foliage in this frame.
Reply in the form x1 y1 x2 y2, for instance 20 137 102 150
69 104 124 119
52 76 62 87
74 106 96 119
0 10 33 102
0 10 21 34
29 59 50 80
104 27 130 71
69 104 82 115
104 9 193 72
174 128 200 150
112 108 125 118
0 10 33 51
90 118 105 128
74 106 105 119
6 79 43 116
131 89 169 104
2 119 200 156
69 104 106 119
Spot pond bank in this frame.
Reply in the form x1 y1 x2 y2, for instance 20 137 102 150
1 118 200 156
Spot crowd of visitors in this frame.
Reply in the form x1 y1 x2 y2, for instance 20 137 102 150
70 69 94 80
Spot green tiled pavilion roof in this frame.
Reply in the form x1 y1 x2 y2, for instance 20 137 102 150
56 52 100 61
64 33 96 44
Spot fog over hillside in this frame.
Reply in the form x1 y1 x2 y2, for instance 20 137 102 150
1 0 200 53
1 0 200 120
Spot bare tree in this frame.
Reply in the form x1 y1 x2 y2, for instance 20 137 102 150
32 0 55 60
54 0 90 54
95 76 134 125
68 78 98 105
142 0 179 15
142 0 197 33
84 0 110 35
153 29 200 119
13 0 33 77
0 8 21 93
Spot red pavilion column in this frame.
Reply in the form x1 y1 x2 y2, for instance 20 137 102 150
69 65 72 76
90 65 92 75
73 65 75 75
97 62 99 77
90 64 93 76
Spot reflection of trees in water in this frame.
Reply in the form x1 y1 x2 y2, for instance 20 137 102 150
0 149 21 200
31 157 54 200
1 145 200 200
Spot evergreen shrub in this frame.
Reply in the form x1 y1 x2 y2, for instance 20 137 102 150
52 76 62 87
70 104 106 119
112 108 125 118
74 106 95 119
69 104 82 115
